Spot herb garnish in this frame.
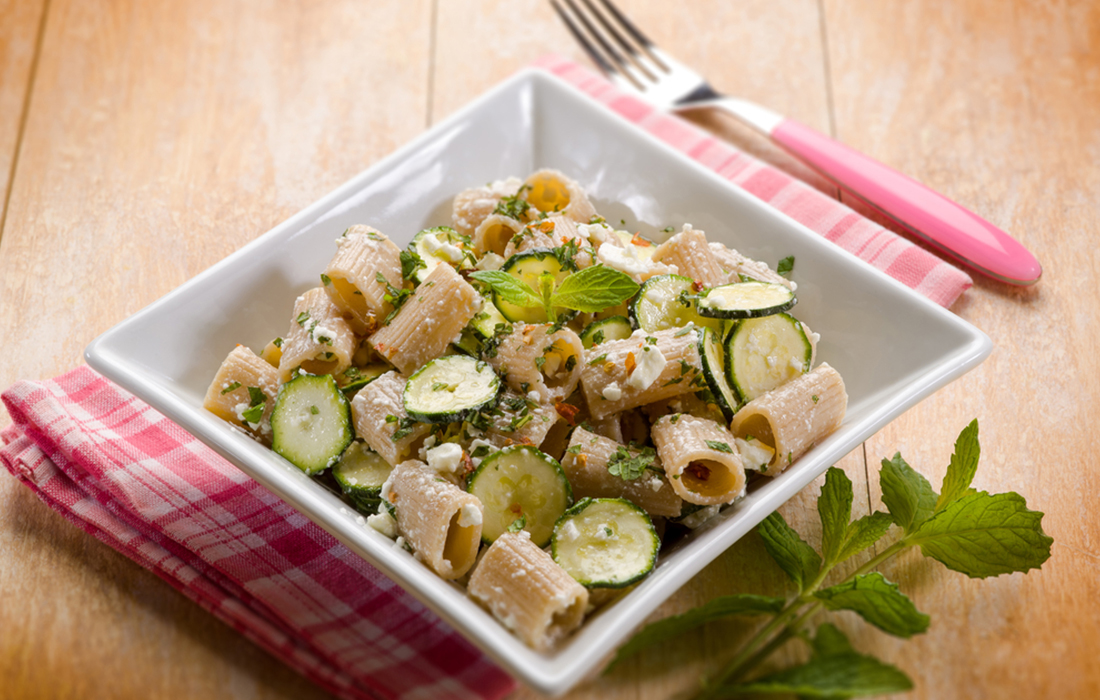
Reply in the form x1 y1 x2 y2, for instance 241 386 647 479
705 440 733 454
606 445 659 481
607 420 1053 699
240 387 267 425
777 255 795 277
470 264 639 323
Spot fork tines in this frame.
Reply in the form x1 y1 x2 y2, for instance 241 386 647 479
550 0 668 88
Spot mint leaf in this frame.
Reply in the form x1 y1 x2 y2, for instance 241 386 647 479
706 440 733 454
836 511 894 564
493 192 530 220
607 445 658 481
818 467 854 566
756 511 821 593
811 623 854 658
550 265 640 313
879 452 937 533
728 651 912 697
814 572 930 638
606 594 784 670
400 249 426 281
936 418 980 512
909 491 1053 578
469 270 543 309
777 255 795 277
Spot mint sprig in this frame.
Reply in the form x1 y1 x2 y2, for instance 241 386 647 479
471 263 639 322
607 420 1053 698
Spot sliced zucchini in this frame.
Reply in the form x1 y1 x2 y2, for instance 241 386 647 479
630 274 722 333
493 248 575 324
466 445 572 547
333 442 394 512
403 355 501 423
450 327 483 357
697 281 796 319
468 294 510 339
337 363 389 397
410 226 474 283
579 316 634 349
725 312 812 402
271 373 353 475
551 497 659 588
698 327 740 420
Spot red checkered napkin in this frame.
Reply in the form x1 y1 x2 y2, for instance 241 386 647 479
536 55 973 308
0 367 515 700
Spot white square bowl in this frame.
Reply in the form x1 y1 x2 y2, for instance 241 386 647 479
85 68 992 696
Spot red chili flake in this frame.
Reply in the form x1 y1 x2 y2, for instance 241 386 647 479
630 232 652 247
692 280 705 292
555 401 580 425
460 450 476 477
625 352 637 376
685 462 711 482
539 220 556 234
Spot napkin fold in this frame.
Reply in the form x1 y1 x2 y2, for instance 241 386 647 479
0 368 515 700
1 59 973 700
537 55 973 308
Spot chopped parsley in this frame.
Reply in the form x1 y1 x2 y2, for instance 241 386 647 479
493 191 531 221
400 249 427 280
240 386 267 425
607 445 659 481
588 353 609 366
320 273 332 286
296 311 311 326
777 255 795 277
220 381 241 395
507 514 528 533
391 417 419 441
706 440 733 454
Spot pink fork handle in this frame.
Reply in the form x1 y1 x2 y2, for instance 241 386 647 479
770 118 1041 285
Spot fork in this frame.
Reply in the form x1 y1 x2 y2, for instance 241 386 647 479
551 0 1041 286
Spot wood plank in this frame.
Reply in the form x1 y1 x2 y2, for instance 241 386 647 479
823 0 1100 697
0 0 46 228
0 1 431 698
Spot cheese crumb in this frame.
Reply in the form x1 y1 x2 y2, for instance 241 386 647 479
426 442 463 474
458 503 482 527
602 382 622 401
367 508 398 539
626 345 667 391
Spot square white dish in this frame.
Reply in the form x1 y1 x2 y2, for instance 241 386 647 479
85 68 992 696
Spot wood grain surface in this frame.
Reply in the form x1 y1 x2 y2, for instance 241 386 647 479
1 1 1097 699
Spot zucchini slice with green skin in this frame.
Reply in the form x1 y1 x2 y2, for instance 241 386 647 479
403 355 501 423
696 281 796 319
698 326 740 420
551 497 659 588
450 327 483 357
466 445 572 547
579 315 634 349
332 442 393 513
468 294 510 339
493 248 575 324
630 274 723 333
725 312 812 402
409 226 474 283
271 373 353 475
337 363 390 397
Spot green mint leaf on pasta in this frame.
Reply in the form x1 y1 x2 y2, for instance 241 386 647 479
729 651 913 697
756 511 821 593
587 353 608 365
538 271 557 321
240 404 264 424
814 572 930 638
705 440 733 454
400 249 426 281
566 444 583 455
220 381 241 395
391 417 418 441
777 255 795 277
272 337 283 348
320 273 332 286
605 594 784 670
469 270 543 309
880 452 938 534
811 623 855 659
470 445 492 459
818 467 854 566
836 511 894 564
246 386 266 407
553 239 580 269
935 418 981 512
908 491 1053 578
549 265 640 313
296 311 310 326
607 445 657 481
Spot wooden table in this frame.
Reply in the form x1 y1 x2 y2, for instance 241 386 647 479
2 1 1097 698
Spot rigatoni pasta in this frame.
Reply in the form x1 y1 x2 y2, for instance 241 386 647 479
204 170 848 653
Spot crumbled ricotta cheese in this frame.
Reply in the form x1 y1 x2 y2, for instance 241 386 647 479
594 523 615 540
626 345 667 391
458 503 482 527
367 509 398 538
421 232 466 263
526 390 541 402
602 382 623 401
735 437 775 472
597 243 654 277
426 442 463 474
680 505 721 529
475 252 506 271
557 520 580 542
468 438 495 466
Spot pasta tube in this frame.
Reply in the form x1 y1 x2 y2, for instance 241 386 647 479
483 390 562 449
369 263 481 375
561 428 682 518
652 226 727 287
387 460 484 579
350 371 430 466
523 169 598 224
203 345 280 443
277 287 355 383
579 328 704 420
486 323 585 404
452 177 524 241
323 225 403 334
467 531 588 651
730 362 847 475
474 213 526 257
708 241 796 290
651 414 746 506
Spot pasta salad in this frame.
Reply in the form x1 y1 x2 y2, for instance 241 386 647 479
203 169 847 651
